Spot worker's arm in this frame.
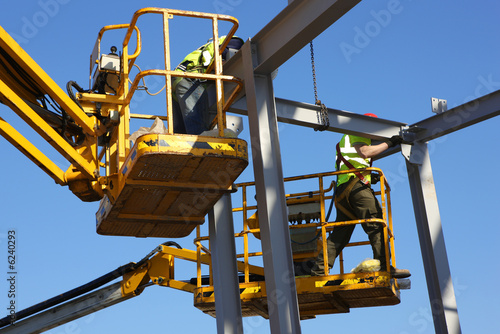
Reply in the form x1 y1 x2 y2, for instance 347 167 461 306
353 142 389 159
353 135 403 159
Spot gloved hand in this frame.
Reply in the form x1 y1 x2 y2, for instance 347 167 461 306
386 135 403 148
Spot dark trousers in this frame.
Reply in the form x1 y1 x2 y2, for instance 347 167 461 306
172 78 216 135
310 179 388 276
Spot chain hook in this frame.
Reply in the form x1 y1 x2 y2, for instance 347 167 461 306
310 41 329 131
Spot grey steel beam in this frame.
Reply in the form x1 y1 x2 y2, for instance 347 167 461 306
208 193 244 334
242 41 301 333
230 97 406 140
229 89 500 143
252 0 362 74
407 89 500 143
224 0 362 78
404 142 461 334
0 282 133 334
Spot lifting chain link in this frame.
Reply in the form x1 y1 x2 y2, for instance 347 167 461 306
310 41 329 131
310 41 319 105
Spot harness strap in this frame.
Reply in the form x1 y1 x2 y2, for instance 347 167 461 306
175 60 191 72
336 142 370 185
334 177 359 220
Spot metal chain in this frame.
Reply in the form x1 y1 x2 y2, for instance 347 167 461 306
317 103 330 131
310 41 319 104
310 41 329 131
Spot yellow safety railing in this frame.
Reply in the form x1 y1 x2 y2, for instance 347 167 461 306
83 8 244 199
190 169 398 287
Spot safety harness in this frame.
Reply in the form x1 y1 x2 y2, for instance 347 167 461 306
334 141 373 220
335 142 372 185
172 36 244 94
174 36 244 74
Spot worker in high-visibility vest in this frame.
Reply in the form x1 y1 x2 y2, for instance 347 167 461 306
309 113 411 279
171 36 244 135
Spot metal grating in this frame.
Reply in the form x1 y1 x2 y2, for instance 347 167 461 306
96 134 248 238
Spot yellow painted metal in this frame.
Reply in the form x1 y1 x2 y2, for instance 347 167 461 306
196 226 203 288
126 69 242 107
0 24 105 201
144 170 397 312
121 263 149 297
242 185 250 283
121 248 198 297
90 23 141 89
1 7 246 214
0 47 40 106
148 252 175 283
165 280 197 293
188 169 403 318
118 168 400 319
162 13 174 135
0 77 98 180
0 117 66 185
77 92 123 104
0 26 98 136
96 133 248 237
119 7 242 136
193 272 399 319
88 8 248 237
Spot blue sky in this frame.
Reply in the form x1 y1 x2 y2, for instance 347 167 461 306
1 0 499 333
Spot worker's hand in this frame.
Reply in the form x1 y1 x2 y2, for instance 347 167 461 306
386 135 403 148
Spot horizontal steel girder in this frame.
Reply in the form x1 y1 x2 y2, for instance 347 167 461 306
406 89 500 143
223 0 362 78
230 96 407 140
251 0 362 74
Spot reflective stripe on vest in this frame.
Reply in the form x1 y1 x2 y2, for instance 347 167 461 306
336 135 372 186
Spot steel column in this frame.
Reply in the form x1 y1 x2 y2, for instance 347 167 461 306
242 41 301 334
208 193 244 334
404 142 461 334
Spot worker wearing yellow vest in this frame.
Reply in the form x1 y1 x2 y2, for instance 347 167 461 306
172 36 244 135
309 113 411 279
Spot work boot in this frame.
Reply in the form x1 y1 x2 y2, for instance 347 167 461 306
293 261 313 277
390 266 411 279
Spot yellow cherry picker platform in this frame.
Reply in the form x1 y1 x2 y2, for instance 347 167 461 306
0 8 248 238
192 168 408 319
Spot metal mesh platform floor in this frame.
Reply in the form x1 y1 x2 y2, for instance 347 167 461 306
194 272 401 319
96 134 248 238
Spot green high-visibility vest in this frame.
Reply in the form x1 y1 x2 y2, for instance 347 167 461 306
336 134 372 186
171 36 244 103
172 36 242 86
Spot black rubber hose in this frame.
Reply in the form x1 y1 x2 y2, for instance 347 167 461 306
0 262 136 328
66 81 85 110
163 241 182 249
0 242 182 328
0 47 44 99
325 181 337 222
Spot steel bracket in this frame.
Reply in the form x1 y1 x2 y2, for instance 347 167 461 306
401 125 426 165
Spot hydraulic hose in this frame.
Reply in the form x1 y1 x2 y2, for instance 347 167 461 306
0 262 135 328
66 80 86 111
0 242 181 328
